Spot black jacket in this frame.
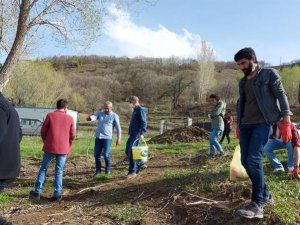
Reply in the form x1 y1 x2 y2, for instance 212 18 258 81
0 93 22 179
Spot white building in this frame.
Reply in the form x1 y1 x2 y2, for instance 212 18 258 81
15 107 78 135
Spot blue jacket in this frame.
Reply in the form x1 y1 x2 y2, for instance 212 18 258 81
94 111 121 140
129 105 147 135
237 67 292 125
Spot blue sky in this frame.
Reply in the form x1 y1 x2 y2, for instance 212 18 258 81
38 0 300 66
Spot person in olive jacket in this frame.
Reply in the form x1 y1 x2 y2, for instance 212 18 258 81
0 92 22 193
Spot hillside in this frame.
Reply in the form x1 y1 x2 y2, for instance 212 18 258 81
43 56 242 112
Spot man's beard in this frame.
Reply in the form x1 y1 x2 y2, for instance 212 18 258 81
242 63 253 76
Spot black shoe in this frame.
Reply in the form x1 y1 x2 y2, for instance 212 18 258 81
29 191 40 200
51 195 62 202
218 151 224 157
208 153 214 158
0 217 14 225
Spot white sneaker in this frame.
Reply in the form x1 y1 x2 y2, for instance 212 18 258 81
288 167 294 172
126 173 137 180
273 167 285 173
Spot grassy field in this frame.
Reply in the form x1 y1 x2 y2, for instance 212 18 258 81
1 116 300 224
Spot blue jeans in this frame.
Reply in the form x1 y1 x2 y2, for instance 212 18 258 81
240 123 271 207
125 133 144 174
35 152 67 198
94 138 112 173
209 128 223 155
263 139 294 169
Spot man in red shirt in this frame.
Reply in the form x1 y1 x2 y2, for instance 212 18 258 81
29 99 75 201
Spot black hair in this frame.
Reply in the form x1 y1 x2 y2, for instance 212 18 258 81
56 99 68 110
234 47 257 63
209 94 220 101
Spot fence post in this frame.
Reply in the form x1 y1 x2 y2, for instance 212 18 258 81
186 117 192 126
160 120 165 134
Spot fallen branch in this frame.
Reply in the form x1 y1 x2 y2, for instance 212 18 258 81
184 192 228 203
77 184 108 194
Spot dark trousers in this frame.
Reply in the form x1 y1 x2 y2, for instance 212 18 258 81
220 127 231 144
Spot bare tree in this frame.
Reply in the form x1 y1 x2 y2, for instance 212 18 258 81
159 71 193 109
197 41 215 104
0 0 149 90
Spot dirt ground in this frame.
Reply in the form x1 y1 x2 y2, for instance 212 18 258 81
149 125 210 144
1 148 280 225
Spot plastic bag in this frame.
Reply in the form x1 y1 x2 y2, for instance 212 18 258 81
230 145 248 181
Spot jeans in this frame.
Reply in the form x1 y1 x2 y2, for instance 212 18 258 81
240 123 271 207
125 133 144 174
94 138 112 173
209 128 223 155
263 139 294 169
35 152 67 198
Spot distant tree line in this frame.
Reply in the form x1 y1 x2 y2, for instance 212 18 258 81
3 55 299 114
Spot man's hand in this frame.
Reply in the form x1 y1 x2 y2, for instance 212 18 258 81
279 122 292 143
140 134 144 141
116 140 121 146
86 115 91 121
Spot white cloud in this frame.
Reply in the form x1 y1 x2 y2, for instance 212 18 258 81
104 4 204 58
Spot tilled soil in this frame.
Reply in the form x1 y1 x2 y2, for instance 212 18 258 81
0 152 275 225
148 125 210 144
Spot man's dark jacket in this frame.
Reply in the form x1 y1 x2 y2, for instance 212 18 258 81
0 93 22 179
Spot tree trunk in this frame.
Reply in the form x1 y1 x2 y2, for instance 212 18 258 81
0 0 30 91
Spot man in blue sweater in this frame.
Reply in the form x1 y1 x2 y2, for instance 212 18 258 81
126 96 147 179
87 101 121 176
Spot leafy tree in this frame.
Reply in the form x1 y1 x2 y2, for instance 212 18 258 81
280 66 300 105
3 61 67 106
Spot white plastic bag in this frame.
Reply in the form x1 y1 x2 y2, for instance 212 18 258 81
230 145 248 181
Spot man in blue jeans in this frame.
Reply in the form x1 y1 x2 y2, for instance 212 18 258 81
264 123 296 173
86 101 121 176
235 48 292 219
125 96 147 179
29 99 75 201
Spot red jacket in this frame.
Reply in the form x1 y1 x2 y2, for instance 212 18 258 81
224 113 233 129
41 110 75 154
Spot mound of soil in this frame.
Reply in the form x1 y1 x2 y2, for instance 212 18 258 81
149 125 210 144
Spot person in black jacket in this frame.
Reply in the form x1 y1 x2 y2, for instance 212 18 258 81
0 93 22 193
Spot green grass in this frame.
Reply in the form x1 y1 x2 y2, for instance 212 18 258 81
109 208 145 221
0 194 14 203
14 123 300 224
